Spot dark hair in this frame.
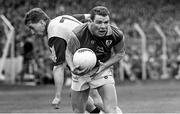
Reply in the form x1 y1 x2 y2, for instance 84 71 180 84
89 6 110 21
24 8 50 25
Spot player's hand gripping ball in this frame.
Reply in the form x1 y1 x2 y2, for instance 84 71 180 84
73 48 97 70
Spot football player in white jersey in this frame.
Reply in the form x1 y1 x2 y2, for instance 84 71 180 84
24 8 103 113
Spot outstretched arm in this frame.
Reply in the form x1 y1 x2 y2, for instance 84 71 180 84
48 37 67 108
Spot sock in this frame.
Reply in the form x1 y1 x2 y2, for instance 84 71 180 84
90 107 100 113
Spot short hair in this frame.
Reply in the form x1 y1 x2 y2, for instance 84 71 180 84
24 8 50 25
89 6 110 21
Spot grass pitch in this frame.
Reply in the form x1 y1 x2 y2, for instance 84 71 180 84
0 80 180 113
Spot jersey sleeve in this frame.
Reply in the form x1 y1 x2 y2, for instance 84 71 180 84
48 37 67 66
111 26 124 45
111 26 125 54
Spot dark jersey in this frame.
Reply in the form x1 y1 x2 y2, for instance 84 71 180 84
71 23 124 62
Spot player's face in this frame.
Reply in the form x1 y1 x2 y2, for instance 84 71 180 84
91 15 110 37
28 20 46 37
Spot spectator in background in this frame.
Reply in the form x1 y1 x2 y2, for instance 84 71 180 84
131 51 142 79
0 42 3 57
23 38 34 66
175 53 180 79
20 37 34 81
121 54 136 81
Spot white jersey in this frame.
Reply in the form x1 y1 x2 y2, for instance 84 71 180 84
47 15 82 42
47 15 82 65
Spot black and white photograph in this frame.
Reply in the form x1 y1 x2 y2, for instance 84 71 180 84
0 0 180 113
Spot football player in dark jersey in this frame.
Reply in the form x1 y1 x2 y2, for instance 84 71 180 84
24 8 102 113
66 6 125 113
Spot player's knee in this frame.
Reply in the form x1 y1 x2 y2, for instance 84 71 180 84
72 107 85 113
103 105 117 113
90 107 101 113
91 95 103 110
72 104 85 113
104 106 123 114
94 100 104 110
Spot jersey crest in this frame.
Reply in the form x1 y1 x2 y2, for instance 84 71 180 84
106 40 112 47
91 40 95 44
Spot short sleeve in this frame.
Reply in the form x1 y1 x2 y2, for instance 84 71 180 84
48 37 67 66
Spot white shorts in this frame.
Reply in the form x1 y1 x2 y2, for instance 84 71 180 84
71 68 115 91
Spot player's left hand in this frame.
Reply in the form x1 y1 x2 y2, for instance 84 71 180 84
83 66 99 77
92 61 106 77
71 65 90 76
96 61 105 73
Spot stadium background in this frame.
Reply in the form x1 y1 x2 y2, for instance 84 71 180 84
1 0 180 84
0 0 180 113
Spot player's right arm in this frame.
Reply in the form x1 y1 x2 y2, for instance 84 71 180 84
66 34 90 76
66 34 80 73
48 36 67 107
48 20 68 106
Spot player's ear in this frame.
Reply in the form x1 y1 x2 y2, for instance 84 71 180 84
39 20 46 25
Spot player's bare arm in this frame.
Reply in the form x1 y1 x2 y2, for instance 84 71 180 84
65 46 75 72
49 37 67 108
66 35 82 73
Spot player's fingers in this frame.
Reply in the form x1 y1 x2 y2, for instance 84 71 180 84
74 65 80 69
84 67 98 77
72 69 83 75
76 69 88 76
81 67 90 73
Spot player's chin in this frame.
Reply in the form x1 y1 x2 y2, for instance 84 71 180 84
97 32 106 37
36 34 45 38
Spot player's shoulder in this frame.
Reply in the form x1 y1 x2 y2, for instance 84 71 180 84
110 25 123 36
48 15 81 30
49 15 71 25
51 15 75 21
48 16 61 30
110 25 124 39
73 23 88 34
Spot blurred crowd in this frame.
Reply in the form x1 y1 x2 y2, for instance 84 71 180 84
1 0 180 84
